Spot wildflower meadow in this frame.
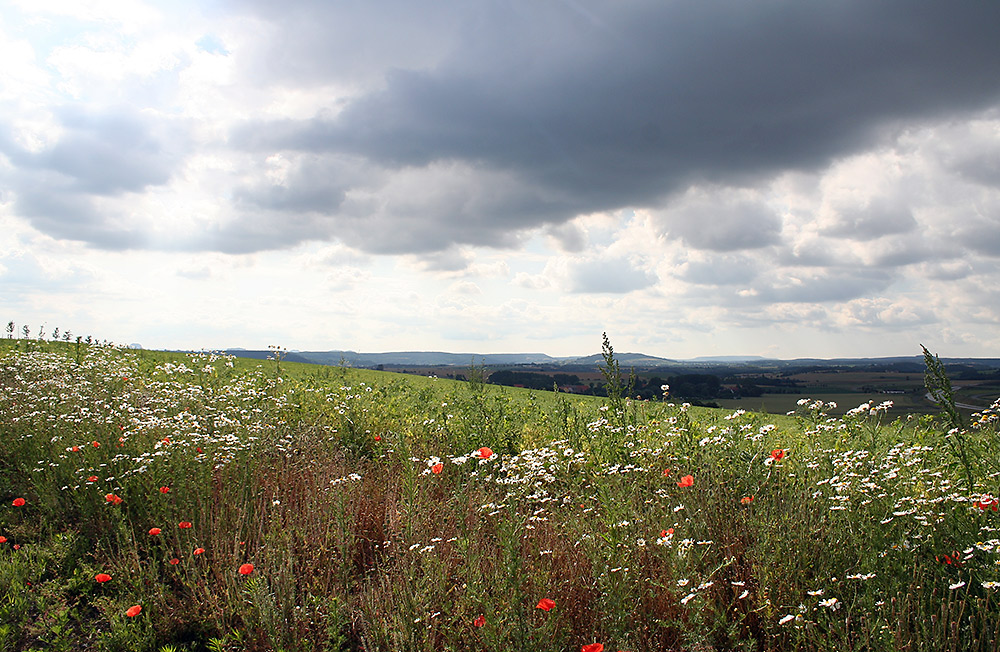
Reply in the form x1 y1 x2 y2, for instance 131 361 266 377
1 335 999 651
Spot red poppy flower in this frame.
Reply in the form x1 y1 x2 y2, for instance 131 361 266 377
105 493 123 505
239 563 254 575
92 441 100 448
373 434 381 441
169 558 180 565
125 605 142 617
536 598 556 611
196 447 203 453
95 573 112 583
473 614 486 627
770 449 785 461
12 498 25 507
660 528 674 537
87 476 98 482
71 446 80 452
431 463 444 475
148 528 161 536
662 468 671 476
0 536 7 544
159 486 170 494
676 475 694 488
741 496 754 505
193 547 205 555
13 544 19 550
581 645 604 652
477 447 494 459
178 521 192 529
976 495 999 511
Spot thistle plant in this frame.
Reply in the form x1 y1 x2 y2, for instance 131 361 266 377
922 345 975 493
595 333 640 462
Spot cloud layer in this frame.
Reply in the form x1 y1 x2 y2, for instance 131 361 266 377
1 0 999 357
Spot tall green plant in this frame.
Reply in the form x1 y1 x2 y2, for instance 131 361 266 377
599 332 623 410
922 345 974 492
599 333 635 425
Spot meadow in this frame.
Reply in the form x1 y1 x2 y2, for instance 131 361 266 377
1 336 999 652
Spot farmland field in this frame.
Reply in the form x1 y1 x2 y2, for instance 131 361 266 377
717 370 999 418
715 392 925 417
2 338 1000 651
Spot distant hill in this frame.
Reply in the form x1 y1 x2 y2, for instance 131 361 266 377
561 352 679 368
688 355 769 362
222 349 1000 373
224 349 571 367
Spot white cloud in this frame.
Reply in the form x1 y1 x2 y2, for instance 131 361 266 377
656 188 783 252
512 272 550 290
448 280 481 296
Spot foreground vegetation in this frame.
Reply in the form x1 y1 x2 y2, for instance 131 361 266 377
1 336 999 651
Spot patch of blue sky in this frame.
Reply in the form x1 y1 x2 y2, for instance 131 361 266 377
195 34 228 56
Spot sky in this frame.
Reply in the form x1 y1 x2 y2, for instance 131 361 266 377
2 0 1000 359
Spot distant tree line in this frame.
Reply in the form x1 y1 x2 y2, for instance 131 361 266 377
487 370 585 391
482 369 808 406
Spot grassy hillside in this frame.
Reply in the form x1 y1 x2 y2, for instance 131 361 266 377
1 338 999 651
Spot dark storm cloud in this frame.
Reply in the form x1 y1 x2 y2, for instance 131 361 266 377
748 268 894 304
1 108 184 250
956 214 1000 258
678 255 760 286
928 121 1000 189
9 0 1000 261
867 234 943 268
9 108 179 195
412 248 474 273
325 164 573 255
545 222 587 253
224 0 464 86
234 183 345 213
657 194 783 251
232 156 352 213
12 178 145 250
950 149 1000 189
200 210 340 254
777 240 845 268
232 1 1000 253
820 198 918 241
920 260 974 282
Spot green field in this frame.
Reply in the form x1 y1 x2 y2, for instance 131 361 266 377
716 392 926 418
2 338 1000 651
717 369 999 419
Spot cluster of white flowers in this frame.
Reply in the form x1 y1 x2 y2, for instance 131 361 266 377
329 473 362 486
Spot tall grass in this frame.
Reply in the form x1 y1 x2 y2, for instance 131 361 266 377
1 338 999 651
